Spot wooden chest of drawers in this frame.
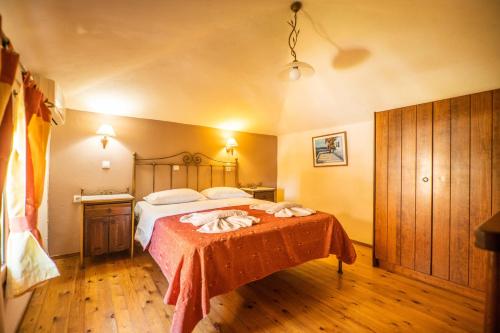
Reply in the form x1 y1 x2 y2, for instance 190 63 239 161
80 195 135 266
241 187 276 202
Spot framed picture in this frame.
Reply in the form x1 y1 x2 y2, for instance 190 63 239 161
312 131 348 167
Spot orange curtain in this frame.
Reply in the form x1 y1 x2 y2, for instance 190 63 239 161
22 76 51 244
5 72 58 297
0 48 19 200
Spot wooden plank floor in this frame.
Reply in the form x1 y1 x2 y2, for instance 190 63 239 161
19 245 484 332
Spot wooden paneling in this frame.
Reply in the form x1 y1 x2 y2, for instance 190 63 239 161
432 99 451 280
375 89 498 293
415 103 433 275
401 106 417 269
375 111 389 261
470 91 492 291
493 90 500 214
387 109 402 265
449 95 471 286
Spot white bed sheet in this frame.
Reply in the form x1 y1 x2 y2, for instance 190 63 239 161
134 197 268 249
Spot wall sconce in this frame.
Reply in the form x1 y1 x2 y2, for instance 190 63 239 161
97 124 116 149
225 137 238 155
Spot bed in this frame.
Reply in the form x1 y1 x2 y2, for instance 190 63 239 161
132 152 357 333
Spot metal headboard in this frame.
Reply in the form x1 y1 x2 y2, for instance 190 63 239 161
132 152 238 197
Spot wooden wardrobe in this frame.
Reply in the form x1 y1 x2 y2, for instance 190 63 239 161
374 89 499 294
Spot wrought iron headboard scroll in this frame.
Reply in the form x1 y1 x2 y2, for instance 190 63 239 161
132 152 238 197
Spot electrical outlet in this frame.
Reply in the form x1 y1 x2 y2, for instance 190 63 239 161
73 195 82 203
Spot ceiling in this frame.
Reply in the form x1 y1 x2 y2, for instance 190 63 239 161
2 0 500 135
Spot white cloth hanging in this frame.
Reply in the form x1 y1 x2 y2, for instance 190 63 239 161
250 201 316 217
180 209 260 233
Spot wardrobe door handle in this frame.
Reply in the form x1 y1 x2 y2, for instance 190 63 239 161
422 177 429 183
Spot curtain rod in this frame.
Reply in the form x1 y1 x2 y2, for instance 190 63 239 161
0 15 28 75
0 17 55 108
1 37 28 74
1 35 55 108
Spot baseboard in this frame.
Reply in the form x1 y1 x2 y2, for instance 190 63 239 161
50 252 79 260
378 259 485 302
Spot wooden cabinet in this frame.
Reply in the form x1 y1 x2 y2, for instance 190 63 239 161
241 187 276 202
374 89 500 294
81 198 134 264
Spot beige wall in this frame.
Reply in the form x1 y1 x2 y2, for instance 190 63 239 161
48 110 277 256
277 120 373 244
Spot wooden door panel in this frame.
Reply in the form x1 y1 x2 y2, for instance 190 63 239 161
493 90 500 214
450 95 471 286
401 106 417 269
415 103 433 275
469 91 492 291
432 99 451 280
109 215 131 253
87 217 108 256
387 109 402 265
374 89 497 294
375 111 389 261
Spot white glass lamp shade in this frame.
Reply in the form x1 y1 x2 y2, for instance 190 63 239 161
280 60 315 81
226 137 238 148
96 124 116 137
289 67 301 80
225 137 238 155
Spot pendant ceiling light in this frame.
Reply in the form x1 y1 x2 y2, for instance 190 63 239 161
281 1 314 81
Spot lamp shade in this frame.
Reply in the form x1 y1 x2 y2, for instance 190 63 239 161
96 124 116 137
279 60 315 81
226 137 238 148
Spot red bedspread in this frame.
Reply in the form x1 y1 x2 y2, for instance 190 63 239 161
148 205 356 333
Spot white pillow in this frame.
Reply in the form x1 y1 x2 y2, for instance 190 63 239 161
143 188 206 205
201 187 252 200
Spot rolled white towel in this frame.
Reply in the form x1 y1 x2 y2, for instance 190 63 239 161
250 201 316 217
180 209 260 233
274 207 316 217
250 201 301 213
198 215 260 233
180 210 248 226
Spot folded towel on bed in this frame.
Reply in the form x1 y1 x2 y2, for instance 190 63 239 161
250 201 316 217
180 210 260 233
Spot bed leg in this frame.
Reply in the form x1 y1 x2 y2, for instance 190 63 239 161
337 260 343 274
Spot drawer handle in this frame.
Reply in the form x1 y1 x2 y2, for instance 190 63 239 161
422 177 429 183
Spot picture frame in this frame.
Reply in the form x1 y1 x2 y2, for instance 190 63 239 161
312 131 348 167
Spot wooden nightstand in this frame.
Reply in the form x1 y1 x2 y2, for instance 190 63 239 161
241 187 276 202
80 194 135 266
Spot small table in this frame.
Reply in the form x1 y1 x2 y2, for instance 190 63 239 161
240 187 276 202
80 194 135 267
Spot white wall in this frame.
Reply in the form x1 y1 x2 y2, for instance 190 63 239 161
277 120 373 244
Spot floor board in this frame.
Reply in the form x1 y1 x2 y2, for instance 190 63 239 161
19 245 483 332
